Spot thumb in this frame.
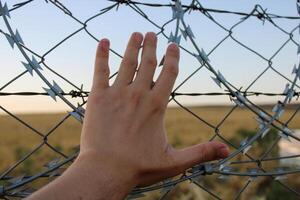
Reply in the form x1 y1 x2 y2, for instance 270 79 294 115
171 141 229 173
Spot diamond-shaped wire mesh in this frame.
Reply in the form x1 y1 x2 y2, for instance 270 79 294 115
0 0 300 199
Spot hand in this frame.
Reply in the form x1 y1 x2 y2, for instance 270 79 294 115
79 32 229 187
26 32 230 200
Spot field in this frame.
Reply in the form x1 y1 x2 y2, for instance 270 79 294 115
0 105 300 199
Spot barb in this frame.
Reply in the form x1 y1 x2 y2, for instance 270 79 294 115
0 0 300 199
0 91 299 98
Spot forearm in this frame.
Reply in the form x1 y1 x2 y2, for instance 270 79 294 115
26 152 136 200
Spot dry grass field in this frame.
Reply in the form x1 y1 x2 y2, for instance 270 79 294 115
0 105 299 199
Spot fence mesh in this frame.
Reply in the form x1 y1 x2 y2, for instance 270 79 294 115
0 0 300 199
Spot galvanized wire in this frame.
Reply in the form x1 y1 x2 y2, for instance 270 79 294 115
0 0 300 199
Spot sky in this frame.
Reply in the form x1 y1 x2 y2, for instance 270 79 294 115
0 0 299 114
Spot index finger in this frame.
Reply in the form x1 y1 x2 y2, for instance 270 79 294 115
152 43 179 100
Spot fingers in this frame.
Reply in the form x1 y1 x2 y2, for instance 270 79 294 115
114 32 143 86
152 43 179 102
171 141 229 173
93 39 110 89
96 32 179 99
134 32 157 89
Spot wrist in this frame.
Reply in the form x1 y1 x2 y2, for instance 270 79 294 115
72 150 138 198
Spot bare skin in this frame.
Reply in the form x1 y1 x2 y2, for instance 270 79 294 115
26 32 229 200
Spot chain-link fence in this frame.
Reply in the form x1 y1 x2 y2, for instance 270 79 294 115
0 0 300 199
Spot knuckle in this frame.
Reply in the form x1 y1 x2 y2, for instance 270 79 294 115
98 65 109 76
199 144 215 162
145 57 157 67
129 88 143 106
122 57 138 67
149 94 164 111
90 89 107 104
199 147 209 162
108 87 123 102
166 64 178 77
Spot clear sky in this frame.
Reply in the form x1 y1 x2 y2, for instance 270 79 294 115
0 0 299 114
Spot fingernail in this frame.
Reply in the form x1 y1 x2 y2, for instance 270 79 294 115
132 32 143 42
146 31 157 39
168 42 178 51
100 39 109 50
217 145 229 158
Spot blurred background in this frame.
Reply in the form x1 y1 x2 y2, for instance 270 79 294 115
0 0 300 199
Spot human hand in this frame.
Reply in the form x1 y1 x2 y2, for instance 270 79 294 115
27 32 230 200
79 32 230 187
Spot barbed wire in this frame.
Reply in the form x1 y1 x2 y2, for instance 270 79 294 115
0 91 300 98
0 0 300 199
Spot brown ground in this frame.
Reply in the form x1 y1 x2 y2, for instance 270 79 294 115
0 105 299 199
